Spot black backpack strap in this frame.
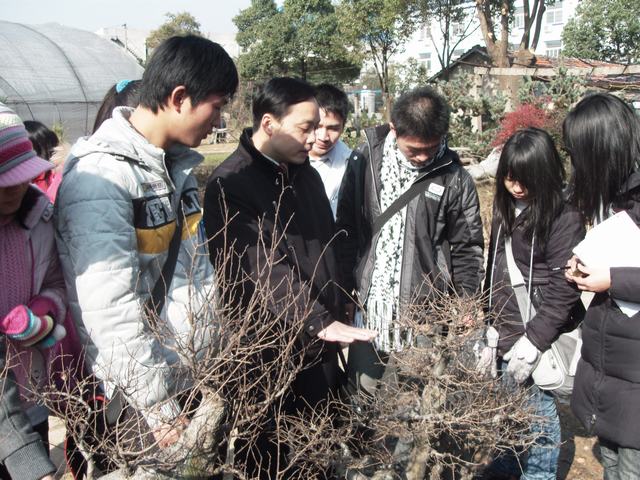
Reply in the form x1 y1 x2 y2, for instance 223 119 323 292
145 196 185 319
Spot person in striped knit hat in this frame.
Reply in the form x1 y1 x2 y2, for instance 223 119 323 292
0 104 67 480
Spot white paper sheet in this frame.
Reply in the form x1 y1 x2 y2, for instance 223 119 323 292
573 211 640 317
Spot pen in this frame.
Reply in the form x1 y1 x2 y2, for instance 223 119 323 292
551 266 571 271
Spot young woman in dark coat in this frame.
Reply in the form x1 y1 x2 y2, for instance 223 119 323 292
564 93 640 479
480 128 585 479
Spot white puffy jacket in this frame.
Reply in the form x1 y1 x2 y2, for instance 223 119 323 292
55 107 216 426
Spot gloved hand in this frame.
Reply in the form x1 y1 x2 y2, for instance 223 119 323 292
475 326 499 378
1 305 66 349
503 335 540 384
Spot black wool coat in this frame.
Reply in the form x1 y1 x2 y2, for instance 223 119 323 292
572 171 640 449
203 129 343 405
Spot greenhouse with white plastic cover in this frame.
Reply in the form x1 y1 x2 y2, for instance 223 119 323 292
0 21 143 142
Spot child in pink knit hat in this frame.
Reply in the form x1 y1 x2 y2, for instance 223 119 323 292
0 104 67 480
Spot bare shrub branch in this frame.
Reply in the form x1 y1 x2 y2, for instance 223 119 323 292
15 201 542 480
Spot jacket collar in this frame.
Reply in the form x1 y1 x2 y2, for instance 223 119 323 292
622 170 640 194
239 128 308 180
67 107 203 191
309 139 351 165
17 186 52 230
364 124 392 156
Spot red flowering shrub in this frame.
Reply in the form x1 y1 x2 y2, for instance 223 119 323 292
492 103 549 146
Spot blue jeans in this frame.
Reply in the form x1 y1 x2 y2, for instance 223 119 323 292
488 363 561 480
523 385 561 479
600 439 640 480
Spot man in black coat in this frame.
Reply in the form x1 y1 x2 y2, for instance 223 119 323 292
203 77 375 477
336 86 484 394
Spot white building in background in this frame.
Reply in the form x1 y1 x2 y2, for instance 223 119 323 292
208 32 240 59
397 0 580 75
360 90 377 115
94 26 240 64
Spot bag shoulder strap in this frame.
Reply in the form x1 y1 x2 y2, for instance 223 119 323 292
504 235 537 325
372 175 435 235
145 196 185 319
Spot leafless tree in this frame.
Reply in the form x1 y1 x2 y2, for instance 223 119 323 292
32 208 350 479
16 210 540 480
334 285 540 480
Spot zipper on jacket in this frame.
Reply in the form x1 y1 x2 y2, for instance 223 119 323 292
161 157 177 192
397 206 411 311
582 301 606 437
593 302 607 425
28 238 35 297
588 413 597 435
356 129 379 304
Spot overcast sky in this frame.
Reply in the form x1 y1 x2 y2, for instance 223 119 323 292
1 0 253 34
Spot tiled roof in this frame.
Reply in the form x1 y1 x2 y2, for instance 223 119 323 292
431 45 633 80
525 56 619 69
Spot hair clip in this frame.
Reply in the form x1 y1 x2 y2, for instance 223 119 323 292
115 80 132 94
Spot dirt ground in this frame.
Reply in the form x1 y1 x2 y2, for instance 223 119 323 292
196 138 238 156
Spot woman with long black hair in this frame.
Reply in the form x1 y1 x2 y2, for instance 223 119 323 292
564 93 640 479
480 127 585 479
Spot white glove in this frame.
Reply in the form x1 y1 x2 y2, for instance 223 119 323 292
475 326 499 378
503 335 540 384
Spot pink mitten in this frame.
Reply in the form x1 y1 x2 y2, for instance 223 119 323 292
1 305 65 348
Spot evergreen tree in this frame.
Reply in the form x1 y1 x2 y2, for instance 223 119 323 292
562 0 640 64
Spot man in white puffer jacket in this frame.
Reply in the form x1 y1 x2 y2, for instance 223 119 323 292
54 35 238 447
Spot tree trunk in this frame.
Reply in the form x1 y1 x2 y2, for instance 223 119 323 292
530 0 546 51
383 91 392 123
476 0 509 67
100 393 227 480
498 0 510 67
519 0 532 50
381 48 392 122
405 440 432 480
